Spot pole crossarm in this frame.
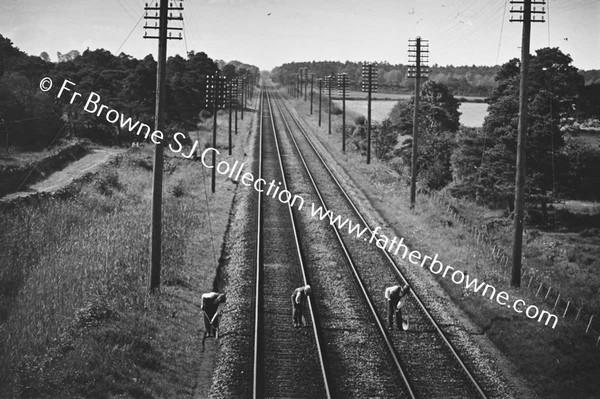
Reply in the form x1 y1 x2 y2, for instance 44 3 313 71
205 75 228 109
361 63 377 164
143 1 184 40
510 0 546 22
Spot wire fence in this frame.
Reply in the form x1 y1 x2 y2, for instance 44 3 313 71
424 189 600 346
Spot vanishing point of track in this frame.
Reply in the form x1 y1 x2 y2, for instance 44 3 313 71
252 87 331 398
248 85 490 398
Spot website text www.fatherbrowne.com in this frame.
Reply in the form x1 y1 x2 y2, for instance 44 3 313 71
309 204 559 329
44 77 558 329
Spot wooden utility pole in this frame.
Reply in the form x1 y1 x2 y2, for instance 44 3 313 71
299 68 304 101
338 73 349 153
241 75 245 120
143 0 183 291
408 37 429 209
228 81 233 155
367 67 372 163
325 75 333 135
362 63 378 164
310 73 314 114
206 75 226 193
318 78 323 127
509 0 546 287
235 77 240 135
304 68 308 101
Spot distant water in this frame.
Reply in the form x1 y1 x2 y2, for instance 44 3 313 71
459 102 488 127
332 99 488 127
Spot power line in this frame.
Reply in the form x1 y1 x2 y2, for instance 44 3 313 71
115 0 137 21
497 0 510 65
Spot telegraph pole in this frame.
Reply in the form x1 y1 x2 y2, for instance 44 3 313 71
362 63 378 164
338 72 349 152
241 75 246 120
232 79 239 135
310 73 315 114
206 74 226 193
143 0 183 291
317 78 323 127
234 78 239 135
299 68 304 101
408 37 429 209
509 0 546 287
228 81 233 155
304 68 308 101
324 75 333 135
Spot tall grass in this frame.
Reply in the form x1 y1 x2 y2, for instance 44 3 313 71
0 148 206 393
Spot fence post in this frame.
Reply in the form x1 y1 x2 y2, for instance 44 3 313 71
545 286 552 300
586 315 594 334
527 274 534 289
576 306 582 321
536 282 544 296
553 294 561 311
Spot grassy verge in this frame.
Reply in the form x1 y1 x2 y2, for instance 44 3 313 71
0 101 256 397
283 90 600 398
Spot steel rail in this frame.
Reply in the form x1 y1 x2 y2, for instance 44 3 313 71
264 88 332 398
277 90 488 399
272 90 417 399
252 87 264 399
252 87 332 399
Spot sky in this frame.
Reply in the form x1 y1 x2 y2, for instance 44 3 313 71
1 0 598 71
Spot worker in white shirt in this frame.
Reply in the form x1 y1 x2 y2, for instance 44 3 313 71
385 284 409 331
201 292 226 345
291 285 312 328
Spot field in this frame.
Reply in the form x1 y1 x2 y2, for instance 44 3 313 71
0 105 257 397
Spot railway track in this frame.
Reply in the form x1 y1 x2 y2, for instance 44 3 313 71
255 88 414 398
243 85 492 398
251 88 331 398
267 86 490 399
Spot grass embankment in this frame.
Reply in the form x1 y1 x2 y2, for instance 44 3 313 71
283 91 600 398
0 103 256 397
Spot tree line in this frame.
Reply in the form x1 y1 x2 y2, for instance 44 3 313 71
272 60 600 99
276 48 600 218
0 34 259 150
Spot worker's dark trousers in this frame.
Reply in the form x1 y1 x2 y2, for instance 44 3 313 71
204 310 218 335
387 299 402 329
292 300 304 325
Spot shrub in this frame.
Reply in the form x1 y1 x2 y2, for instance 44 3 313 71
170 179 185 198
95 171 122 195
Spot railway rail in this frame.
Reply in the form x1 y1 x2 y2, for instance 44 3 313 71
269 86 490 399
245 85 491 398
251 87 331 398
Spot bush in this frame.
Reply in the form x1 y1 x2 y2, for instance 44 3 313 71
199 109 212 120
95 171 121 196
329 101 342 115
170 178 185 198
354 115 366 125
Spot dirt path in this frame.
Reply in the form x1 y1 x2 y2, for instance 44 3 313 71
1 147 123 201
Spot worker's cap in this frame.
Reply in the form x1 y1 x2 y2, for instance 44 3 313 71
217 293 226 303
305 285 312 295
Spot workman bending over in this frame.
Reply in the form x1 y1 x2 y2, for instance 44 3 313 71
201 292 226 344
385 284 409 330
291 285 312 328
